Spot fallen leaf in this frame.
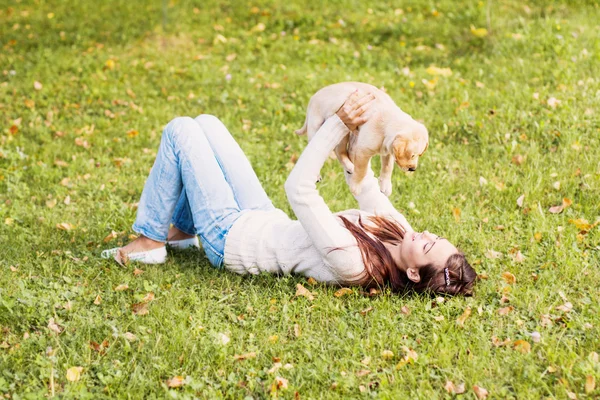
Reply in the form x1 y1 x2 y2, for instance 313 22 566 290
513 339 531 354
381 350 394 360
93 294 102 305
492 336 511 347
124 332 137 341
566 391 577 399
502 271 516 284
498 306 514 316
517 194 525 208
307 277 317 285
457 307 472 327
294 324 301 337
556 302 573 312
485 249 503 259
401 306 410 315
89 340 109 353
10 266 18 272
473 385 489 399
131 302 149 315
445 380 466 394
356 369 371 377
549 198 572 214
589 351 599 363
530 331 541 343
126 129 139 138
586 375 596 393
216 332 230 346
547 97 561 108
470 25 488 37
268 362 282 374
234 352 257 361
452 207 461 222
426 66 452 77
114 284 129 291
133 268 144 276
273 376 288 391
34 81 43 90
513 251 525 263
66 366 83 382
48 318 63 334
56 222 75 231
360 306 373 316
334 288 353 297
142 292 155 303
166 376 184 388
295 284 314 301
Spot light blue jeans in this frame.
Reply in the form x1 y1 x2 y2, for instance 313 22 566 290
133 115 275 267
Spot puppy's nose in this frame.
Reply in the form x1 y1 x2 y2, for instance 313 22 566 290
408 167 416 172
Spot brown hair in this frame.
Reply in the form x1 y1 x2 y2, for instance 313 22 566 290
338 215 476 296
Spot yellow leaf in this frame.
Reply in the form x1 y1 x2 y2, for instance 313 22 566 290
5 217 14 226
166 376 185 388
334 287 353 297
127 129 139 138
93 294 102 305
456 306 471 327
381 350 394 360
234 352 257 361
426 66 452 77
295 283 314 301
56 222 75 231
470 25 488 38
114 284 129 292
103 230 118 243
452 207 461 222
513 339 531 354
502 271 516 284
66 366 83 382
106 59 115 70
586 375 596 393
307 277 318 285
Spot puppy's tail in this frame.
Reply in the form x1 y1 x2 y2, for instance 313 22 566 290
295 117 307 135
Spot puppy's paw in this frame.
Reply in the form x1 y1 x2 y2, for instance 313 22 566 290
342 160 355 175
379 178 393 197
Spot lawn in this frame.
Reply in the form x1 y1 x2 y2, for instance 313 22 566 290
1 0 599 398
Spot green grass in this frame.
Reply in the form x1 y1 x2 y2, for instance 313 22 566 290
1 0 600 398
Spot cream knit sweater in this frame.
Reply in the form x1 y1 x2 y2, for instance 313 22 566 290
223 115 413 285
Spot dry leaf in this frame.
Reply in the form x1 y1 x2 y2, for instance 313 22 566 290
589 351 599 363
485 249 503 259
234 352 257 361
457 306 472 327
216 333 230 346
492 336 511 347
294 324 301 337
513 339 531 354
517 194 525 208
93 294 102 305
452 207 461 222
133 268 144 276
401 306 410 315
530 331 541 343
131 302 149 315
34 81 43 90
381 350 394 360
142 292 155 303
66 366 83 382
334 288 353 297
586 375 596 393
124 332 137 341
547 97 561 108
426 66 452 77
48 318 63 334
360 306 373 316
46 198 57 208
513 251 525 263
10 266 18 272
103 231 118 243
356 369 371 377
473 385 489 399
549 198 572 214
114 284 129 291
497 306 514 315
307 277 317 285
56 222 75 231
268 362 282 374
166 376 185 388
295 283 314 301
273 376 288 390
445 380 466 394
566 391 577 400
502 271 516 284
556 302 573 312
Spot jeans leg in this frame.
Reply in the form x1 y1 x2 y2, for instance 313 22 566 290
133 117 242 267
194 114 275 212
171 189 196 236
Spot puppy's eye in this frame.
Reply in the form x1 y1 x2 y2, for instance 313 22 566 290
411 154 417 159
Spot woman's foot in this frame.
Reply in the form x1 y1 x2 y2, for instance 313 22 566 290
167 226 200 250
103 235 167 265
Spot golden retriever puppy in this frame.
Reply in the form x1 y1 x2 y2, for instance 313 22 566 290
295 82 429 196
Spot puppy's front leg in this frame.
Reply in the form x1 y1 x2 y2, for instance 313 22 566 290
348 153 371 196
378 153 395 197
335 134 355 174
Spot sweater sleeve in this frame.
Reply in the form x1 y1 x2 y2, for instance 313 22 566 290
285 115 362 278
343 163 414 232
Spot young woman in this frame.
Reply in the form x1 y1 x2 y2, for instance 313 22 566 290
102 92 476 295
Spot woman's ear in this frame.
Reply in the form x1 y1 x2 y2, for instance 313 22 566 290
407 267 421 283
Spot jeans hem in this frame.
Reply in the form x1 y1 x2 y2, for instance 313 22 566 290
132 224 167 243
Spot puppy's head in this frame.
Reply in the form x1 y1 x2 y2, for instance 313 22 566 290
391 121 429 171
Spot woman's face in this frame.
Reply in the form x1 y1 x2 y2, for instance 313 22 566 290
399 231 458 282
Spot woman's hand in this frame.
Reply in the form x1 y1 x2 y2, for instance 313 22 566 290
336 90 376 131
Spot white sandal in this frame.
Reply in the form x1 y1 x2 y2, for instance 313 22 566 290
101 246 167 264
167 236 200 250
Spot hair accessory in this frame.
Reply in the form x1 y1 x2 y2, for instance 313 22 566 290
444 267 450 286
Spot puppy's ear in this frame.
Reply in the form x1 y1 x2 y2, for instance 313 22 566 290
419 140 429 156
392 136 408 160
295 126 307 135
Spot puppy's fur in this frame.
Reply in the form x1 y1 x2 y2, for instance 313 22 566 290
296 82 429 196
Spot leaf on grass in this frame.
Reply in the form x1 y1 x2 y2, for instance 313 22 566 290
513 340 531 354
473 385 489 399
356 369 371 377
124 332 137 342
133 268 144 276
548 198 572 214
569 218 598 233
142 292 155 303
166 376 185 388
34 81 43 90
556 302 573 312
66 366 83 382
131 302 149 316
513 251 525 263
272 376 288 392
381 350 394 360
452 207 461 222
306 277 318 285
216 333 230 346
334 288 353 297
485 249 502 259
492 336 511 347
234 352 257 361
360 306 373 316
502 271 516 284
586 375 596 393
93 294 102 305
456 306 471 327
401 306 410 315
103 231 118 243
114 284 129 291
445 380 466 394
497 306 514 316
426 66 452 77
516 194 525 208
56 222 75 231
470 25 488 37
295 283 314 301
589 352 599 363
294 324 301 337
48 318 63 334
89 340 109 353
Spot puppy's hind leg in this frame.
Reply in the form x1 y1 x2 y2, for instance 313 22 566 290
347 153 370 196
335 134 355 174
378 153 395 197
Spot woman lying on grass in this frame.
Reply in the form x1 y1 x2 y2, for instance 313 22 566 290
102 91 476 295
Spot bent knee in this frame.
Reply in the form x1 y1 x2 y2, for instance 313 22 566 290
195 114 224 129
164 116 202 142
